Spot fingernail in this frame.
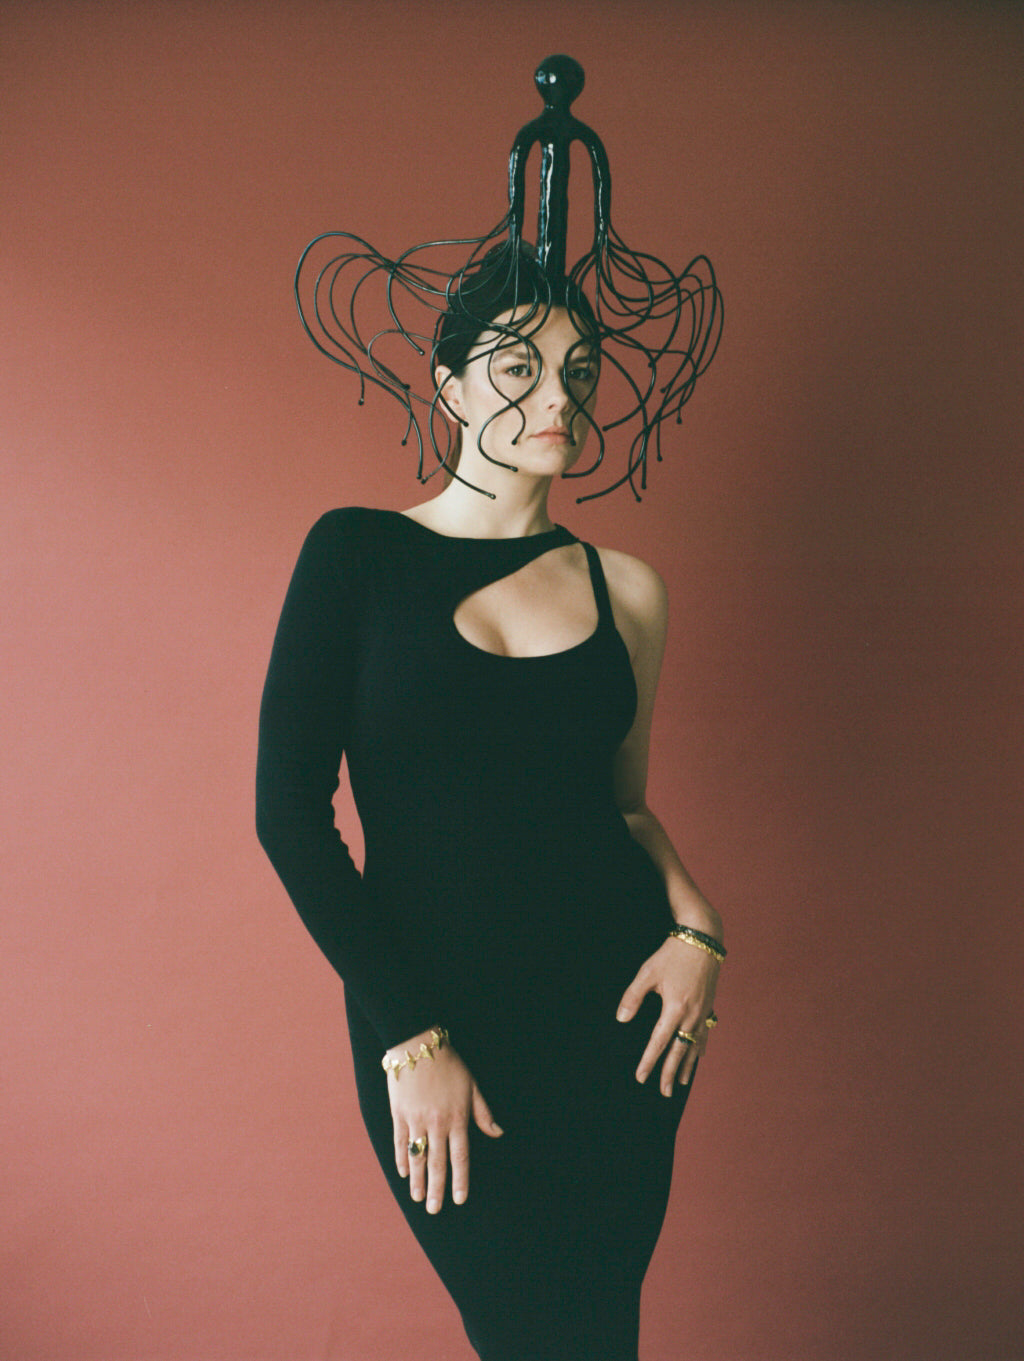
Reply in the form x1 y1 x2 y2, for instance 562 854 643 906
492 1123 504 1135
616 1008 627 1022
454 1190 466 1205
427 1199 439 1213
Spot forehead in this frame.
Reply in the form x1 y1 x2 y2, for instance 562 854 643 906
471 305 597 359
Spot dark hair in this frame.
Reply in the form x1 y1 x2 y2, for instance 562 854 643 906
433 244 598 377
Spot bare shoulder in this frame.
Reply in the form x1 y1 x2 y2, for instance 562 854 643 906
594 547 667 656
595 547 667 619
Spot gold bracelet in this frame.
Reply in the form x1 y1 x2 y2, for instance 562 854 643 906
667 927 726 963
381 1026 449 1079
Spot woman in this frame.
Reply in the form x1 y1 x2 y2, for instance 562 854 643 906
256 259 725 1360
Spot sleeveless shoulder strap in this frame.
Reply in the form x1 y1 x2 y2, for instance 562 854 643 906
581 542 614 627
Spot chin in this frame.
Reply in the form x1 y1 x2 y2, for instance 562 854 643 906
521 442 588 478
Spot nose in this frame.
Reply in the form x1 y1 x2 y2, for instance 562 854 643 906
536 364 571 411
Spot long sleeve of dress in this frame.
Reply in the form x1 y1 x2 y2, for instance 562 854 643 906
255 511 443 1050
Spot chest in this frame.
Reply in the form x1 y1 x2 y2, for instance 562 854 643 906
452 542 598 658
347 560 636 767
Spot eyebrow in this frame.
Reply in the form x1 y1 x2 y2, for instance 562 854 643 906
486 340 600 365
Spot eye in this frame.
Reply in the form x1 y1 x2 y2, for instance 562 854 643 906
504 362 532 378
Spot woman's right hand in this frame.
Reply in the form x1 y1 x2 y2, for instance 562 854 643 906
385 1030 503 1214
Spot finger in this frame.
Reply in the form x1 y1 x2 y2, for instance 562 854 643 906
394 1121 410 1180
407 1132 428 1203
472 1085 504 1138
615 968 650 1023
659 1033 690 1096
661 1020 704 1093
425 1125 447 1214
635 1011 683 1084
677 1040 699 1087
448 1126 470 1206
678 1022 711 1087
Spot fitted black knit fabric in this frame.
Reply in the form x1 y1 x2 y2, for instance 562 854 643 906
257 508 691 1361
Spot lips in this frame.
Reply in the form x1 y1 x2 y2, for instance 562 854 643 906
532 427 572 441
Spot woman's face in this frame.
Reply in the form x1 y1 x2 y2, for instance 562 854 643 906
437 306 599 477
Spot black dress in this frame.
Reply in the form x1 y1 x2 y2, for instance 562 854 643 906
256 508 692 1361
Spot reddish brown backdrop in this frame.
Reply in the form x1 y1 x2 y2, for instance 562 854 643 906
3 3 1021 1359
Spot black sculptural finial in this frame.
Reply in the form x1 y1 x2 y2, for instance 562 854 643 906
508 55 600 282
295 55 722 501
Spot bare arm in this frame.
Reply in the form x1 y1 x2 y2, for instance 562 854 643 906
600 548 724 1091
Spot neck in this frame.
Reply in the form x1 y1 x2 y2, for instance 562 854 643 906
408 473 558 539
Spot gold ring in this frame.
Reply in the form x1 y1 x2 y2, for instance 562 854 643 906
705 1012 718 1029
408 1136 428 1157
675 1030 699 1046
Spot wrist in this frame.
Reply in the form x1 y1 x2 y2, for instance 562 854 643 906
667 923 726 962
669 898 724 947
382 1026 449 1078
384 1026 446 1059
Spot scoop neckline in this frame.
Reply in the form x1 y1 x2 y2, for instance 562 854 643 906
449 612 604 663
388 508 572 544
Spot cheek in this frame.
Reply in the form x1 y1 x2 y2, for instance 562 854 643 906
472 378 531 426
569 391 598 428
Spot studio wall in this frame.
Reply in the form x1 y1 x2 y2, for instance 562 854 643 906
3 3 1021 1358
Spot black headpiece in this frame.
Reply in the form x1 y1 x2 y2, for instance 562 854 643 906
295 55 722 501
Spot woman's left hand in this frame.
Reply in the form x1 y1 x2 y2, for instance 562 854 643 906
616 937 719 1093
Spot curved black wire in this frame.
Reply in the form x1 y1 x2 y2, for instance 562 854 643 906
294 56 723 501
296 225 721 502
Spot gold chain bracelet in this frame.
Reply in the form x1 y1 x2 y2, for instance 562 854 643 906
381 1026 449 1079
667 927 726 963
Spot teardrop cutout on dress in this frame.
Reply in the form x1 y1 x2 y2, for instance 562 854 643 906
452 542 602 659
